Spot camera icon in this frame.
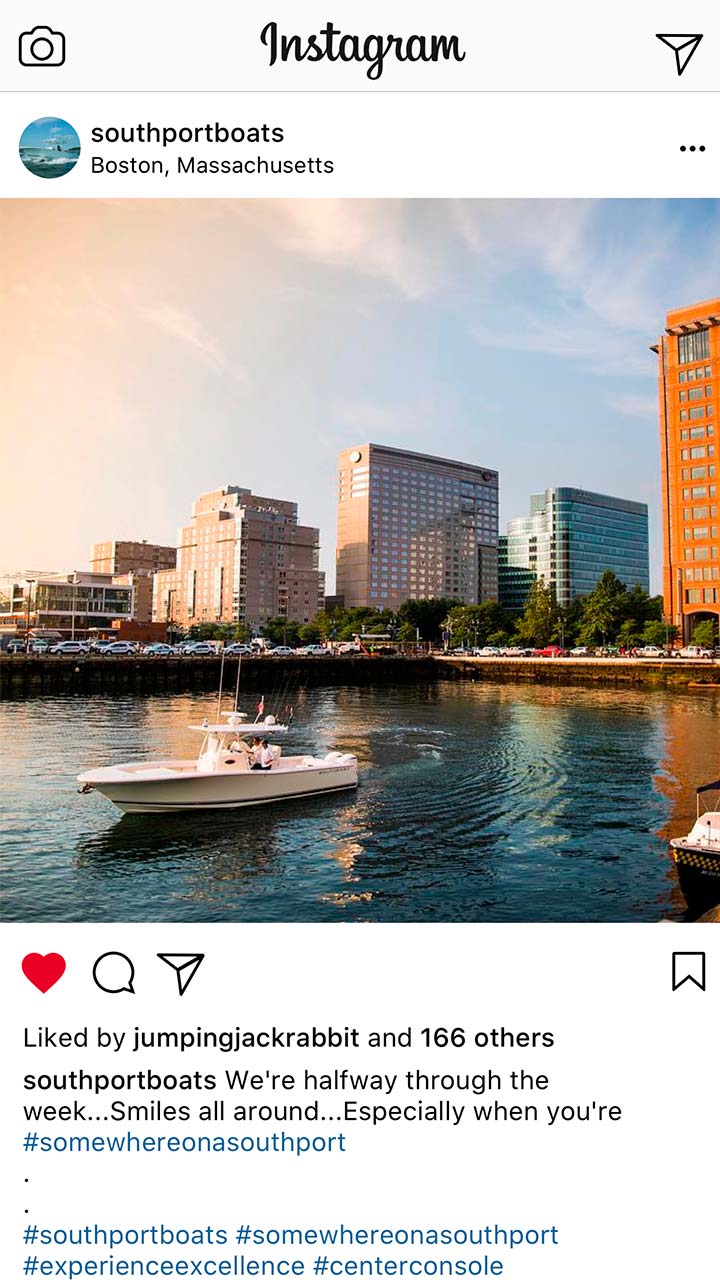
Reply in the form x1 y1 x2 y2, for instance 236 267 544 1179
19 26 66 67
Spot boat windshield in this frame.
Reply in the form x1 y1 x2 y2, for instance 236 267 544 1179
697 781 720 817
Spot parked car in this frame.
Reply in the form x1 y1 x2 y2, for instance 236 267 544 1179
570 646 591 657
6 639 26 654
336 642 362 654
268 646 296 657
27 639 50 654
635 645 666 658
49 640 88 655
142 643 176 657
183 642 216 656
499 647 525 657
473 646 501 657
297 645 331 656
103 641 138 656
90 640 113 653
534 646 568 658
674 645 713 659
224 643 252 655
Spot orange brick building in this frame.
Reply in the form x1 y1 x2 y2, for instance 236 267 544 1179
653 299 720 640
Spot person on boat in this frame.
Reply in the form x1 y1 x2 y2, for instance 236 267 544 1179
228 735 251 756
249 736 265 770
259 739 275 770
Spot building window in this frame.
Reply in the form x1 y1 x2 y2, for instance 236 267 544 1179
678 330 710 364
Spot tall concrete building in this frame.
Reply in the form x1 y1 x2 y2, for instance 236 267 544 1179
652 298 720 640
152 486 324 631
90 540 177 576
336 443 499 610
500 488 650 611
90 540 176 626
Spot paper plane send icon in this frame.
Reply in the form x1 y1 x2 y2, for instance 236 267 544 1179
157 953 205 995
656 34 703 77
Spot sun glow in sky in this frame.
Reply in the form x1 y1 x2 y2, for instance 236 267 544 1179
3 198 719 591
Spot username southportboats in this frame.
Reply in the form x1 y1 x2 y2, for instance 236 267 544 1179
77 711 358 813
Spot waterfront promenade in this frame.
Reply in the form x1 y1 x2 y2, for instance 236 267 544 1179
2 651 720 697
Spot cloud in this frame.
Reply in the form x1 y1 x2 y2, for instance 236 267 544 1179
610 394 659 419
332 400 422 433
263 200 445 299
455 199 720 377
139 305 235 374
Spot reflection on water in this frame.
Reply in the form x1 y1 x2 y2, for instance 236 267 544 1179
1 682 718 923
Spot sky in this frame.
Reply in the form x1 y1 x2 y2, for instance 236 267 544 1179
2 197 720 593
18 117 80 151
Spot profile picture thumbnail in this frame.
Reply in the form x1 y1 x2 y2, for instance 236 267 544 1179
19 116 80 179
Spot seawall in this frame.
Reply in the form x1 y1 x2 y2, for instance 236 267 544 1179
0 654 437 699
2 652 720 699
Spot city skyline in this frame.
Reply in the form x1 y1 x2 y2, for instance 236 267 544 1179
4 198 720 591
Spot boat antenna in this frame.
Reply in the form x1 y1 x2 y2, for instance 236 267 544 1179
216 643 226 722
233 651 242 713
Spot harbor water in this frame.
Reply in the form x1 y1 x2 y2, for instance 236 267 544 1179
1 681 717 923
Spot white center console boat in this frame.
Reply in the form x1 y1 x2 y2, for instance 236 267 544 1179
77 712 358 814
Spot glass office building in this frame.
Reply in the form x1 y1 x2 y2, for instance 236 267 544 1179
500 488 650 611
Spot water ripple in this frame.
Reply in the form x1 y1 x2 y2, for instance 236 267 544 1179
0 682 709 922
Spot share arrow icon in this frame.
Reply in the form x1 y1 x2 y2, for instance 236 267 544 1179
157 953 205 995
656 34 703 77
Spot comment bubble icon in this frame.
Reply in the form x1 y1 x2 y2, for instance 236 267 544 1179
93 951 135 994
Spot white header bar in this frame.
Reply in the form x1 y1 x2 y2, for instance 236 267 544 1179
0 1 718 93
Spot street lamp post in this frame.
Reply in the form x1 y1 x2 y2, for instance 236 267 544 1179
70 572 78 640
25 579 36 641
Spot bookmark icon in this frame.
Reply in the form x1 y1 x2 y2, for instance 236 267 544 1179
671 951 706 992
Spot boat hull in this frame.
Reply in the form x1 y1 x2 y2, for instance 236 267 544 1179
79 758 358 814
671 838 720 876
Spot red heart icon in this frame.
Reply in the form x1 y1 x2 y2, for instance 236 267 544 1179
22 953 66 993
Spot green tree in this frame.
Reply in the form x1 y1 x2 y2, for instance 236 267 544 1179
260 617 301 647
397 621 418 642
558 597 585 648
516 578 559 647
577 570 627 645
442 601 512 648
692 619 718 648
297 622 321 645
620 584 663 627
398 597 457 641
617 618 643 648
642 620 675 647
